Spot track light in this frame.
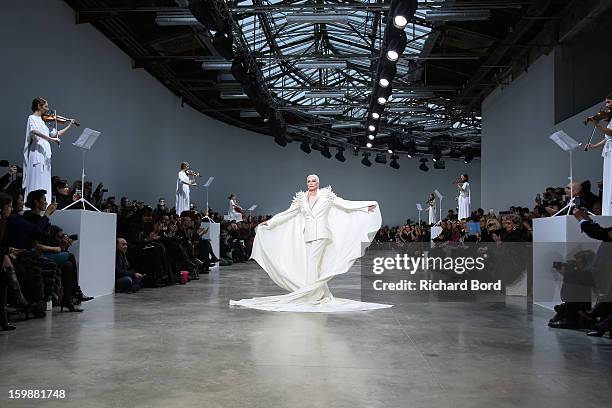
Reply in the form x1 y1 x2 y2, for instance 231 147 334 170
361 153 372 167
366 142 373 148
371 112 380 120
405 140 417 157
375 154 387 164
419 158 429 172
321 144 332 159
387 147 393 154
390 155 400 169
311 140 323 151
300 140 311 154
368 134 375 140
378 62 397 87
432 146 442 162
386 30 407 62
335 147 346 162
368 124 376 132
391 0 418 29
464 149 475 163
434 160 446 169
377 97 387 105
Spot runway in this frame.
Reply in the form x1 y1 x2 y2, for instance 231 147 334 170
1 261 611 408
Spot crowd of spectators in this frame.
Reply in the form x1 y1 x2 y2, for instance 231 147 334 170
2 159 610 338
0 161 272 331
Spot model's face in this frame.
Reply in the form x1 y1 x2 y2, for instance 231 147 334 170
17 195 24 212
38 102 49 114
306 177 319 191
37 196 47 211
461 175 466 182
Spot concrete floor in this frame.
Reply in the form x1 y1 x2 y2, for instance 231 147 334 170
1 261 611 408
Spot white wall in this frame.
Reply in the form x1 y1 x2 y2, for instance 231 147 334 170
481 52 604 211
0 0 479 226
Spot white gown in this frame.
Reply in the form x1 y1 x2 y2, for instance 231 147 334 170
175 171 190 215
227 199 243 222
458 182 471 220
602 122 612 216
230 186 391 312
22 115 52 204
428 200 437 225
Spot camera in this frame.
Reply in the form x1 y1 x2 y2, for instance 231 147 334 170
68 234 79 241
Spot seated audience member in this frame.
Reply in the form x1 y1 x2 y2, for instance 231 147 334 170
0 192 30 330
53 179 78 209
115 238 143 293
22 190 88 312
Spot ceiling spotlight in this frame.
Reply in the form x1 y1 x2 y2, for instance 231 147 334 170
432 147 442 162
387 147 393 154
361 152 372 167
379 78 390 88
464 150 475 163
394 15 408 29
419 162 429 172
321 144 332 159
368 134 375 140
386 50 399 62
366 142 373 148
405 140 417 157
391 0 418 29
434 160 446 169
390 155 400 170
375 154 387 164
335 147 346 162
368 124 376 132
372 112 380 120
377 96 387 105
300 139 311 154
386 30 407 62
311 140 323 151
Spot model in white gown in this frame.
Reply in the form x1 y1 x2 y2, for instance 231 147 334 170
586 99 612 215
230 174 391 312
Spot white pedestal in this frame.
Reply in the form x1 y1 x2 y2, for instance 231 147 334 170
52 210 117 298
532 215 612 310
203 222 220 272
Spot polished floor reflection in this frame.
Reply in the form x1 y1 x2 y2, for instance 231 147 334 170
1 261 611 408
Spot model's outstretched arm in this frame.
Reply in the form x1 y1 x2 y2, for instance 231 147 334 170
332 196 376 213
262 203 300 228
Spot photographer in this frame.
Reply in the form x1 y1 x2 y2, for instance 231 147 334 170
0 161 23 196
572 208 612 336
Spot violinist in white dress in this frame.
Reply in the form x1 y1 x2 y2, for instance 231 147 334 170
175 162 196 215
22 97 74 204
427 192 437 225
230 174 391 312
227 193 243 222
585 94 612 215
456 174 471 220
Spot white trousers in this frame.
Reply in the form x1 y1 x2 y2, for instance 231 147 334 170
305 238 329 285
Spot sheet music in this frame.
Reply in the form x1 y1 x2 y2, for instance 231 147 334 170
73 128 101 150
434 189 444 200
204 177 214 188
550 130 580 152
416 203 423 211
247 205 257 211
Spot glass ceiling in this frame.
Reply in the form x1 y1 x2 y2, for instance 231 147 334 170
233 0 479 141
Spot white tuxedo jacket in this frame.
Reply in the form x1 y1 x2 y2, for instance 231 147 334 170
265 187 370 242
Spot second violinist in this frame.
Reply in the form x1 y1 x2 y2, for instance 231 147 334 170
585 93 612 216
23 97 75 204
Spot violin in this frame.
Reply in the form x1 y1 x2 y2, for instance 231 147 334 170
42 113 80 126
584 108 612 125
185 169 202 177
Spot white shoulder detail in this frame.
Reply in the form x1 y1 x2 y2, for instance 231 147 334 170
292 191 306 208
320 186 337 201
